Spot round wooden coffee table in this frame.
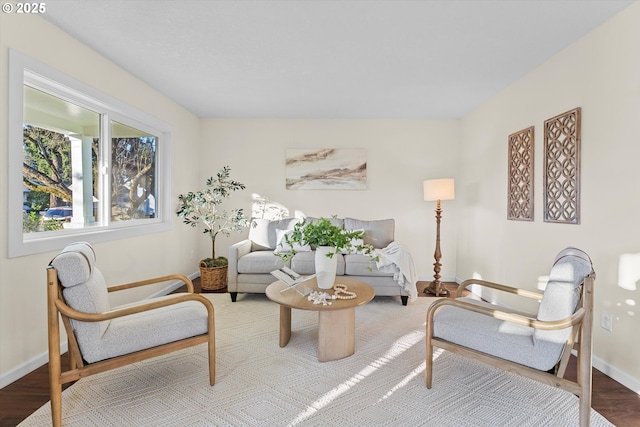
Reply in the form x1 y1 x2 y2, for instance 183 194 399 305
266 277 375 362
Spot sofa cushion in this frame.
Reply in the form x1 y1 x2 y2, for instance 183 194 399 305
238 250 286 273
344 218 394 249
344 254 393 277
249 218 300 251
290 251 346 276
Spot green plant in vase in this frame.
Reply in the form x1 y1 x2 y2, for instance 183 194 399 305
277 216 378 262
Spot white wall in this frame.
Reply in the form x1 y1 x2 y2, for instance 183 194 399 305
200 118 460 283
0 14 204 386
458 1 640 390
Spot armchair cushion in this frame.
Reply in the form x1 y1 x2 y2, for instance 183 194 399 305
51 243 212 364
86 297 208 363
433 247 594 372
52 241 96 287
51 243 110 347
433 298 562 371
534 247 593 346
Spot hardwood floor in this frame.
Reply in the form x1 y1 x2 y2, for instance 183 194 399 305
1 280 638 426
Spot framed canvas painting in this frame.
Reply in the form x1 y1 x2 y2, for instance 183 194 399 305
285 148 367 190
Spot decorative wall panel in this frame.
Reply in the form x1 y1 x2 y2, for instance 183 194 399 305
543 107 581 224
508 126 534 221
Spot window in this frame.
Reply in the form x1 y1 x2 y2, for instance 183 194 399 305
8 50 173 257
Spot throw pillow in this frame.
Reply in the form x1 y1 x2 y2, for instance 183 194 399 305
249 218 300 251
274 228 311 254
344 218 395 248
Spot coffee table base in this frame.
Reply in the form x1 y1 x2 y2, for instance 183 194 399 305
318 307 355 362
278 305 356 362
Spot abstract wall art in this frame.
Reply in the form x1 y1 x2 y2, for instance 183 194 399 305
285 148 367 190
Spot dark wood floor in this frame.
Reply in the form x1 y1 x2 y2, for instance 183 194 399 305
1 280 638 426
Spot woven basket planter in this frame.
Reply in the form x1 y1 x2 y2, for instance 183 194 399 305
199 263 228 291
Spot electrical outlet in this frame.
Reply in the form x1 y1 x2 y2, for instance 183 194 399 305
601 311 613 332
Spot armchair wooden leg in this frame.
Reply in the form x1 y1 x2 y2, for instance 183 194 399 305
48 272 63 427
49 377 62 427
207 313 216 386
426 313 434 388
426 342 433 388
208 339 216 386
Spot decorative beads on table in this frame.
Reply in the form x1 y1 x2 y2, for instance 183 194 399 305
333 283 357 299
307 284 358 305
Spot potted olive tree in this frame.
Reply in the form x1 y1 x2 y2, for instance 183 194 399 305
277 216 377 289
176 166 250 291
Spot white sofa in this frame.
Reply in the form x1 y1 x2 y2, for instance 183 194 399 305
228 217 413 305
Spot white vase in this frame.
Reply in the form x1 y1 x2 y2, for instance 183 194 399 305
315 246 338 290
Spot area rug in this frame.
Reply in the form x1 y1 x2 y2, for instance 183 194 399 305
20 294 612 427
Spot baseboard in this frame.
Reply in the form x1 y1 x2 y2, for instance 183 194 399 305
0 271 200 389
0 342 69 389
593 355 640 394
149 271 201 298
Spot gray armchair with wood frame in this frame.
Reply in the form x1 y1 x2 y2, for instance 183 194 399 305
47 242 216 427
426 247 595 427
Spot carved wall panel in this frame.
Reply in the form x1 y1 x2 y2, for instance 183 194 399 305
508 126 534 221
543 107 581 224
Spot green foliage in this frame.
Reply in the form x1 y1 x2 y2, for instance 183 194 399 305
22 211 40 233
26 192 50 211
176 166 250 260
111 136 156 219
200 257 229 268
22 125 74 203
43 219 65 232
277 216 377 262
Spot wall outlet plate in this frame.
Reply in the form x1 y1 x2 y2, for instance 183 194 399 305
601 311 613 332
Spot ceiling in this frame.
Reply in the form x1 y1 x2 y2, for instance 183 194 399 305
41 0 634 119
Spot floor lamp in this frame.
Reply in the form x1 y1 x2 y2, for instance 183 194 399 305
423 178 455 296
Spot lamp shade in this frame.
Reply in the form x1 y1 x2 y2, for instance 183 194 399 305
423 179 455 202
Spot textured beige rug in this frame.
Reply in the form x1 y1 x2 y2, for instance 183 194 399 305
21 293 612 426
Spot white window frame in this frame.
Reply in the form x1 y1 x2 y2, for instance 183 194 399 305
8 50 174 258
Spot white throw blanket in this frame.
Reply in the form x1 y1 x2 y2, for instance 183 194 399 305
375 242 418 301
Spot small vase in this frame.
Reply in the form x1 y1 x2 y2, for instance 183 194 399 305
315 246 337 290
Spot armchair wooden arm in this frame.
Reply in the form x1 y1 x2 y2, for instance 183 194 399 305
107 273 195 293
55 290 214 323
456 278 544 300
427 298 585 331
